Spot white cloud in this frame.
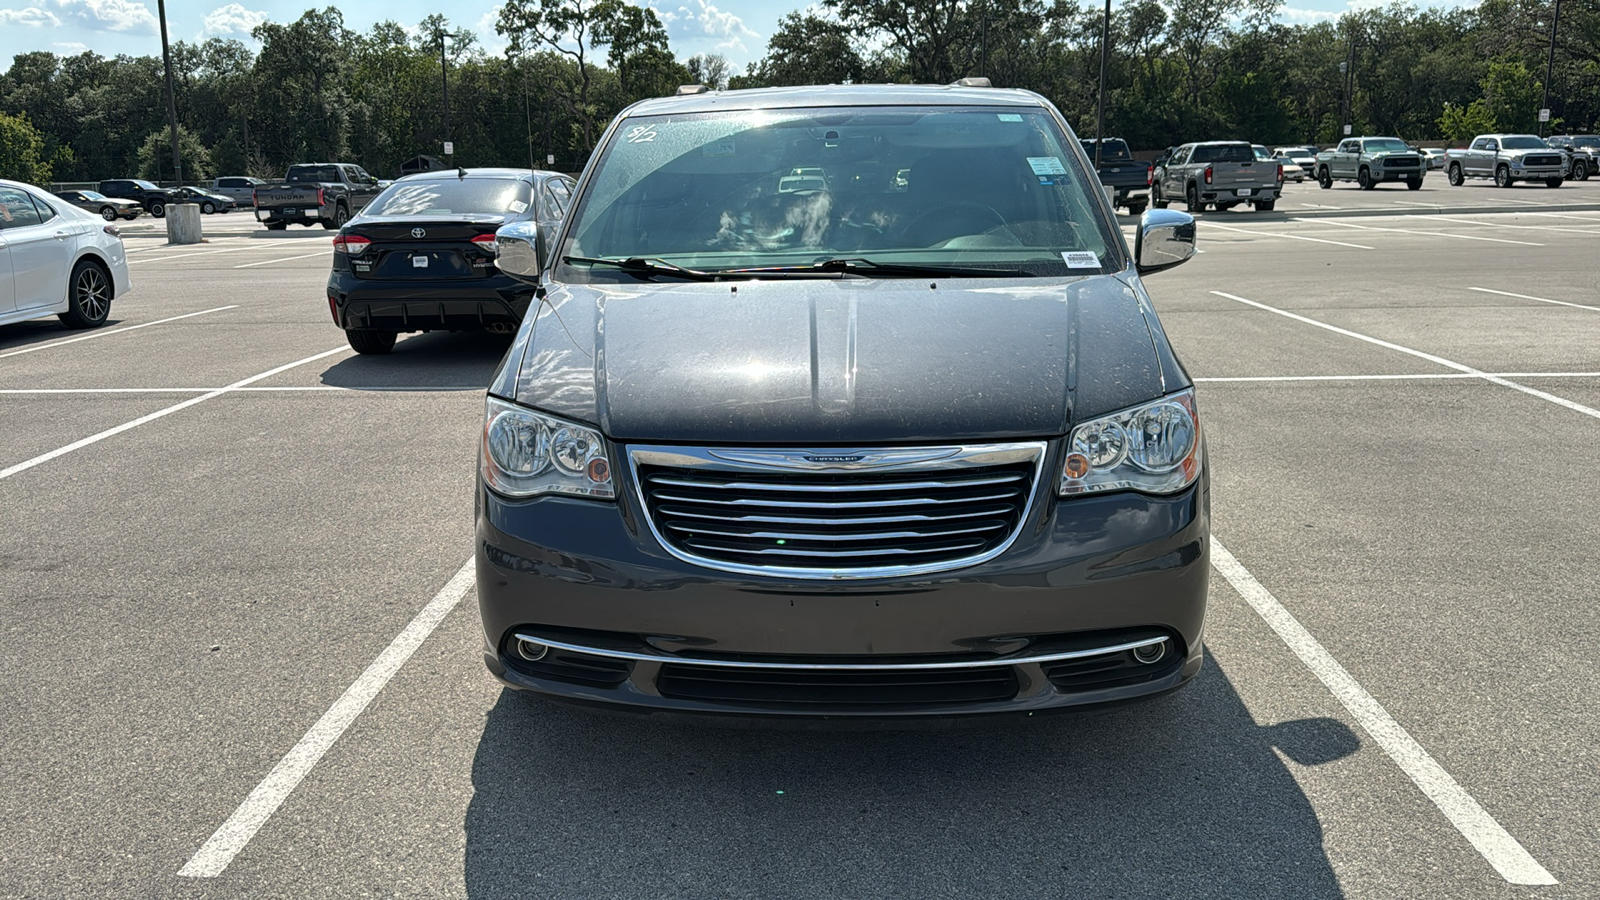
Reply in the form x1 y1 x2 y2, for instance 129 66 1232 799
54 40 90 50
654 0 761 56
202 2 267 36
1278 6 1341 22
47 0 157 33
0 6 61 26
476 7 509 56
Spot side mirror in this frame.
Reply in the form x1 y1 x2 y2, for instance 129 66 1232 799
494 220 542 283
1135 209 1196 275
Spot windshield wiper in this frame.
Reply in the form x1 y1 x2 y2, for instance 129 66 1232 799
720 258 1029 278
563 256 721 281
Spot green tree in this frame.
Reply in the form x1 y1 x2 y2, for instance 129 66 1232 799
137 125 213 182
1437 99 1495 143
735 12 867 87
1482 59 1542 133
0 111 51 183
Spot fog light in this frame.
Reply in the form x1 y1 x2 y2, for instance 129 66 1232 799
516 638 549 661
1132 641 1167 665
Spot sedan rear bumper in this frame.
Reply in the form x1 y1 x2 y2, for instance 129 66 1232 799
330 274 536 332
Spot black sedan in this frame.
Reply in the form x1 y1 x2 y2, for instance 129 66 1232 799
326 167 573 355
169 186 236 214
53 190 143 221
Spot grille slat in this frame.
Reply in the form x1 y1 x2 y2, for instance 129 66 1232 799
635 451 1039 575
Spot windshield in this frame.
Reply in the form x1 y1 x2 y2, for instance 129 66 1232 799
286 165 340 183
367 179 531 217
1574 136 1600 148
559 106 1120 279
79 191 106 200
132 180 159 190
1362 139 1410 153
1190 144 1252 163
1500 136 1546 150
1252 145 1271 160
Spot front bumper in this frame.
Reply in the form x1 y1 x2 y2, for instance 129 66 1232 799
1374 166 1424 181
475 452 1210 719
329 271 536 332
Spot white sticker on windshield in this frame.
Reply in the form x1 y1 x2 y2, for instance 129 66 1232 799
1028 156 1067 176
1062 251 1100 269
997 114 1023 122
507 200 528 213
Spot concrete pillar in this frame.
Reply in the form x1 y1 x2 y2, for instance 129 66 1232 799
166 202 203 244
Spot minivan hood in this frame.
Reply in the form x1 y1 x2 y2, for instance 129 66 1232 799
502 275 1174 445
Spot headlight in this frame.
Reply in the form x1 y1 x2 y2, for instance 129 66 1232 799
1059 389 1201 496
481 396 614 499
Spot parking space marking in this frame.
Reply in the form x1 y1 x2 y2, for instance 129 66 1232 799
1195 372 1600 383
0 346 347 483
0 306 237 360
1468 287 1600 312
1302 219 1544 246
1201 222 1375 249
234 252 330 269
1211 291 1600 423
1211 539 1558 885
178 559 476 878
127 246 265 265
123 239 244 254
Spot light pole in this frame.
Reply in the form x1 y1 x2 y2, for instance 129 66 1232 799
440 29 453 159
1094 0 1109 170
156 0 182 187
1540 0 1561 136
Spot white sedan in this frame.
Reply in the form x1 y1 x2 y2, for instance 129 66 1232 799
0 178 131 331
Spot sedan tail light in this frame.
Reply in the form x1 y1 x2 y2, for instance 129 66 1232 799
1204 165 1213 184
102 224 120 237
332 234 371 255
470 233 499 256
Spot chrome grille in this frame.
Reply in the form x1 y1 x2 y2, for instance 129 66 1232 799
629 443 1045 579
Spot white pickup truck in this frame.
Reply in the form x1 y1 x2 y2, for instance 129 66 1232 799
1445 135 1566 188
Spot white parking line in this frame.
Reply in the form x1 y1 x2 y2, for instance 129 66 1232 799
0 386 473 394
1202 222 1374 249
178 559 476 878
1211 291 1600 423
1468 287 1600 312
127 246 262 265
234 251 329 268
1210 539 1557 885
0 306 236 360
1303 219 1544 246
0 346 347 483
124 238 244 254
1195 372 1600 383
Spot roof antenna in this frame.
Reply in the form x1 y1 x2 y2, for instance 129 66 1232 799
458 167 468 180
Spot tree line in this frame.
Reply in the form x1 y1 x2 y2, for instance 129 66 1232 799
1 0 1594 186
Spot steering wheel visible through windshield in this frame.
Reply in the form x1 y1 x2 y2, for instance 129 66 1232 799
557 106 1121 280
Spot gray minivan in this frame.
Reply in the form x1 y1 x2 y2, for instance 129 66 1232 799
475 83 1208 719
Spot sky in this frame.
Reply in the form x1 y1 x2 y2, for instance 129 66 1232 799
0 0 1470 76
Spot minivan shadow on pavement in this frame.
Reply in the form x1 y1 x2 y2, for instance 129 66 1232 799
463 657 1356 899
319 331 513 392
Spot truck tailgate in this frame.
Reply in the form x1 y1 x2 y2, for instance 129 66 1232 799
1208 162 1275 188
256 186 323 209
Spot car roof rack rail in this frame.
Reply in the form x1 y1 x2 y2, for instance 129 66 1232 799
676 84 709 95
950 77 992 88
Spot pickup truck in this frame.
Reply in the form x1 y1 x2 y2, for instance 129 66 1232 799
1445 135 1565 188
1153 141 1282 212
1545 134 1598 181
97 179 177 218
1313 137 1425 190
253 163 383 230
1079 138 1151 215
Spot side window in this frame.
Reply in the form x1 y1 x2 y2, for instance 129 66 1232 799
1172 147 1190 166
28 194 58 224
545 180 571 217
0 188 46 229
1485 140 1498 151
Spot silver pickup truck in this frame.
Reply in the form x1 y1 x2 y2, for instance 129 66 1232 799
1445 134 1566 188
1314 137 1425 190
1152 141 1282 212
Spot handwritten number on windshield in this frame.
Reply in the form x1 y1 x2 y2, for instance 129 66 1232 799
626 125 658 144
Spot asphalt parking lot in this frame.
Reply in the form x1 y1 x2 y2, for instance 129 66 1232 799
3 177 1599 898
